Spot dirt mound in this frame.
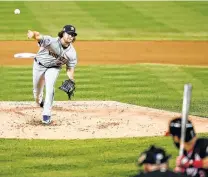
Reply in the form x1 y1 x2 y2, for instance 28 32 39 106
0 101 207 140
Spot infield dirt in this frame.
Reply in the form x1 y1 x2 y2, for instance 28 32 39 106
1 41 208 66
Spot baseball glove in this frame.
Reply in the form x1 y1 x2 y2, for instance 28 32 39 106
59 79 75 99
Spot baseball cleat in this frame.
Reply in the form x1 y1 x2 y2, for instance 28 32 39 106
39 100 44 108
42 115 51 124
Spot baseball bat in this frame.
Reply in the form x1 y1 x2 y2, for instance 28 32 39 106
179 83 192 156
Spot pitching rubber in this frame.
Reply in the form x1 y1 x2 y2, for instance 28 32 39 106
14 53 36 59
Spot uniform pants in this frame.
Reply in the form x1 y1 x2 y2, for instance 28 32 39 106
33 61 60 116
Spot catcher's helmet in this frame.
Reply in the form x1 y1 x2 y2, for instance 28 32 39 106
138 145 171 165
168 117 196 142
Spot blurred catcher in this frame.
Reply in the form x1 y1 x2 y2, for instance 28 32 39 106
131 145 186 177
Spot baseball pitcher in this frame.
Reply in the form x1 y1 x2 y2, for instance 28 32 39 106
27 25 78 124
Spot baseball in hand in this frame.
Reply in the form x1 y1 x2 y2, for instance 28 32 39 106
27 30 34 39
14 9 20 15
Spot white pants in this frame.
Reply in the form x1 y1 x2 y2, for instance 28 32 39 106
33 61 60 116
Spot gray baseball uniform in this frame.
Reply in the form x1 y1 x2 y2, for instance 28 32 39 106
33 35 77 116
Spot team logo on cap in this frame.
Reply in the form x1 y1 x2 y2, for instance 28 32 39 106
156 153 163 164
71 26 74 31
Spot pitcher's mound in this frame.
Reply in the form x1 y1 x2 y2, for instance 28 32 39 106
0 101 207 140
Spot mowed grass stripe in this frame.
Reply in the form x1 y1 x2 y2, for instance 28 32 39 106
3 135 208 177
0 2 208 40
182 66 208 117
152 65 208 116
0 2 45 38
106 65 181 108
176 2 208 23
125 2 208 33
142 65 194 95
22 2 118 40
76 2 171 30
24 2 80 35
1 64 208 117
0 137 176 177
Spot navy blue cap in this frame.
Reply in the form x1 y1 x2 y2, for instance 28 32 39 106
138 145 171 165
63 25 77 36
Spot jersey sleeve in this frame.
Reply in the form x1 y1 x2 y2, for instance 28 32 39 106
38 35 53 47
204 139 208 156
198 138 208 157
66 52 78 69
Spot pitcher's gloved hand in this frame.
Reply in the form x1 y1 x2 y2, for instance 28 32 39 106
59 79 75 100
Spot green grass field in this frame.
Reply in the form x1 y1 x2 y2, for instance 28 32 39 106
0 134 207 177
0 137 179 177
1 64 208 117
0 1 208 40
0 1 208 177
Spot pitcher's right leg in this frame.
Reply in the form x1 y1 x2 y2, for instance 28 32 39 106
33 61 46 106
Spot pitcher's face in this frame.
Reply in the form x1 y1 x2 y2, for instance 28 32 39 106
63 32 75 43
